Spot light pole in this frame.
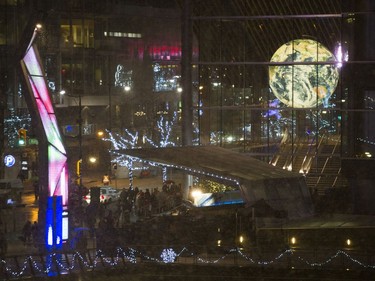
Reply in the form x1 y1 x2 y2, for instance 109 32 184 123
78 90 82 189
59 90 83 187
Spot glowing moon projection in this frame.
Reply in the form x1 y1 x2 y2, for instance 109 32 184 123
269 39 339 108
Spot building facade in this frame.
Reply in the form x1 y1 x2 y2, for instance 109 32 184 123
0 0 185 177
188 0 375 213
1 0 375 213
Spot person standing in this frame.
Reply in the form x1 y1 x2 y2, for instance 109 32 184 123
22 221 32 245
31 221 39 247
33 181 39 201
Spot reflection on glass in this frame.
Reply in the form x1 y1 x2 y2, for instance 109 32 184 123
269 39 339 108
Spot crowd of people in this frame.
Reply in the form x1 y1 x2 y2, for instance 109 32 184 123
21 220 40 248
119 181 183 217
79 182 186 252
0 180 188 255
79 181 185 235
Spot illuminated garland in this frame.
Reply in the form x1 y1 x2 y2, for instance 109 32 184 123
135 158 240 187
357 137 375 147
1 247 375 278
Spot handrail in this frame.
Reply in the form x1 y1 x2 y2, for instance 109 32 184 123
316 135 341 188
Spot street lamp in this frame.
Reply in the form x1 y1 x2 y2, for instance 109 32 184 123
89 156 97 164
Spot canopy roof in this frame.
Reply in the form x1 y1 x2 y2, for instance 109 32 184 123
118 146 313 219
119 145 301 185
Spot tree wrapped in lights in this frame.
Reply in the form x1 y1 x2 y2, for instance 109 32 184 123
4 110 31 147
103 129 140 190
143 112 177 182
103 112 179 186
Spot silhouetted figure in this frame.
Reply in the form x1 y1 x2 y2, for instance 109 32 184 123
22 221 32 245
33 181 39 201
0 231 7 255
31 221 39 247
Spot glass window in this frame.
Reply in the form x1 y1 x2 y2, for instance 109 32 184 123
61 19 94 48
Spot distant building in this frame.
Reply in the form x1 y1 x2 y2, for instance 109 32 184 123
1 0 375 214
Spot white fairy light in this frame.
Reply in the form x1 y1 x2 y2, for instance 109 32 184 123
2 246 375 278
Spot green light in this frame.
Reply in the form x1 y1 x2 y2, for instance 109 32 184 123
18 139 26 146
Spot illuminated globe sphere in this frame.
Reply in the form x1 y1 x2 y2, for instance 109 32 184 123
269 39 339 108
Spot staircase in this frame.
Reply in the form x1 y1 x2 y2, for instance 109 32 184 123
271 134 348 195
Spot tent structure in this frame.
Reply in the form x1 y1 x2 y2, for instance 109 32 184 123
118 146 314 219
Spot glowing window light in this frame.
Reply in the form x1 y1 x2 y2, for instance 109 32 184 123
104 31 142 38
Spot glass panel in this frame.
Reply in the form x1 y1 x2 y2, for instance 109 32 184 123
60 19 95 48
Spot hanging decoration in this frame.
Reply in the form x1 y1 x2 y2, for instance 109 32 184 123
1 247 375 278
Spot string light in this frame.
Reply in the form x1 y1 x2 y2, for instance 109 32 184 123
357 137 375 147
103 129 139 189
2 247 375 277
160 248 177 263
105 112 218 185
104 112 179 183
4 111 32 148
135 158 241 187
143 111 177 182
